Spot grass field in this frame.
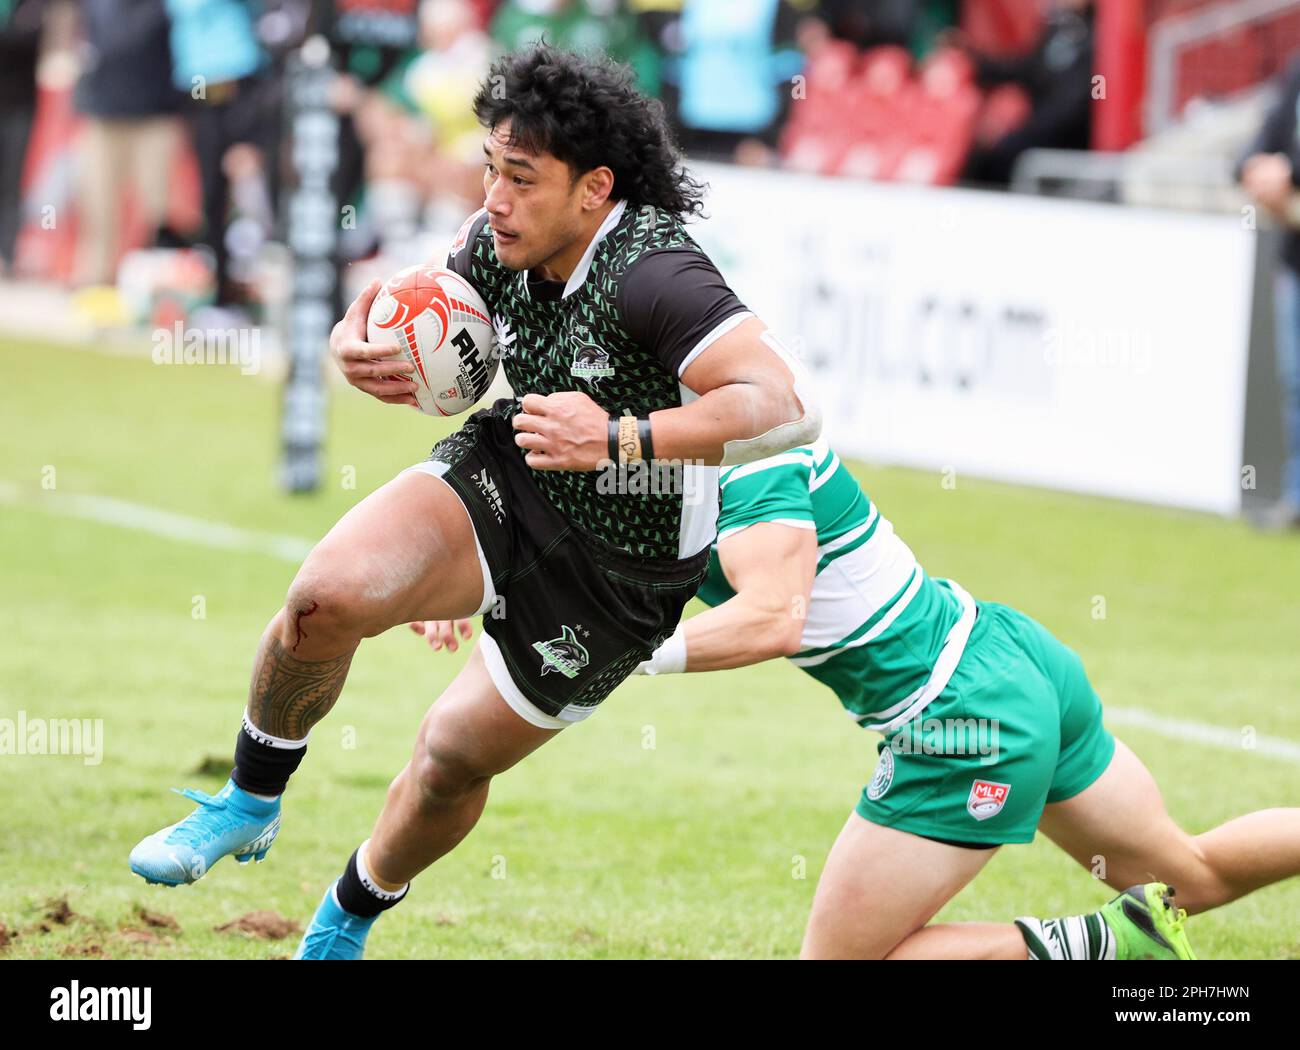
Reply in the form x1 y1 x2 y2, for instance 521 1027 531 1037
1 334 1298 960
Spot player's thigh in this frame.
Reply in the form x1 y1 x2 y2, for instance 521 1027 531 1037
294 469 488 628
413 642 563 783
1018 618 1210 895
1039 738 1208 898
802 812 998 960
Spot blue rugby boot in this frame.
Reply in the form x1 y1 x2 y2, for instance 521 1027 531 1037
293 884 379 960
129 779 280 886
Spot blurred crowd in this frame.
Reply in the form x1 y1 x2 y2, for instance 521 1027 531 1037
0 0 1097 323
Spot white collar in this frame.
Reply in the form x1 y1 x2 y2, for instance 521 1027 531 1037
561 199 628 299
514 198 626 301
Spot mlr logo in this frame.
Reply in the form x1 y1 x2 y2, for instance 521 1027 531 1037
966 779 1010 822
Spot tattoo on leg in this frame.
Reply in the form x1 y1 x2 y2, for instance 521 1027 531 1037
249 634 354 739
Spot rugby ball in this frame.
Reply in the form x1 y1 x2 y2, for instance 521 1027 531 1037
367 265 499 416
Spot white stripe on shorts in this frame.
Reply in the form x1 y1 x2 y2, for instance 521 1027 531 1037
477 633 597 729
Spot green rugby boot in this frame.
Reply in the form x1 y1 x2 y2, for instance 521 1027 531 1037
1100 882 1197 961
1015 882 1196 960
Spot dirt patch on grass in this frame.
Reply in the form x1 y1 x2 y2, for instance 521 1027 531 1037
44 897 79 926
214 911 300 940
136 906 180 932
59 940 109 958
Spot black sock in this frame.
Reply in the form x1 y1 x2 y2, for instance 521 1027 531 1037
335 842 409 919
230 713 307 796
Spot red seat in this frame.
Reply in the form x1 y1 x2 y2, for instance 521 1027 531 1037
900 85 980 184
975 83 1031 145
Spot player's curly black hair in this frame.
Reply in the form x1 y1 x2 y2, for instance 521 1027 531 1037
473 42 706 220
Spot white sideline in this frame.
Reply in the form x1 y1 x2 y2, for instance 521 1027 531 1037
1104 706 1300 766
0 479 313 563
4 479 1300 766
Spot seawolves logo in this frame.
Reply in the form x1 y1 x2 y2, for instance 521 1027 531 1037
570 325 614 378
533 625 590 678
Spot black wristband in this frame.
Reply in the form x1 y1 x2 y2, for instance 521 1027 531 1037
637 417 654 462
607 415 620 464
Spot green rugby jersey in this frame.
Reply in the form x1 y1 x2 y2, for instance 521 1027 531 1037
694 440 978 729
441 201 751 560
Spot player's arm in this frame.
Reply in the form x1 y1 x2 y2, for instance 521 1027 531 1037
511 250 821 469
649 316 817 465
621 250 821 466
643 522 817 673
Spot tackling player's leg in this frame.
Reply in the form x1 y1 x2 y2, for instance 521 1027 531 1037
129 471 491 886
801 814 998 959
295 644 560 959
886 881 1195 960
1039 738 1300 915
804 603 1203 961
801 804 1197 960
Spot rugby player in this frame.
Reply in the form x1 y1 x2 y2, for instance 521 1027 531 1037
635 439 1300 958
128 44 821 956
420 440 1300 959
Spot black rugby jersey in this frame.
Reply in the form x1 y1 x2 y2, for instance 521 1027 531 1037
439 200 752 560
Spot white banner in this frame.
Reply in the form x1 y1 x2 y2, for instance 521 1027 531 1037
689 163 1255 515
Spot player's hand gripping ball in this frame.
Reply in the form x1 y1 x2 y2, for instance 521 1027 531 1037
366 265 500 416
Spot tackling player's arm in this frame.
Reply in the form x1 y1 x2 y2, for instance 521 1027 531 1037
411 522 817 670
643 522 816 673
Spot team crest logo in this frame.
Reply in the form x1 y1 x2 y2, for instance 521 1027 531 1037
966 779 1010 821
570 325 614 378
533 625 590 679
866 747 894 801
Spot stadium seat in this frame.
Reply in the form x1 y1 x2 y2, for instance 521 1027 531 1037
962 0 1042 55
901 51 981 185
975 83 1032 147
858 45 912 97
